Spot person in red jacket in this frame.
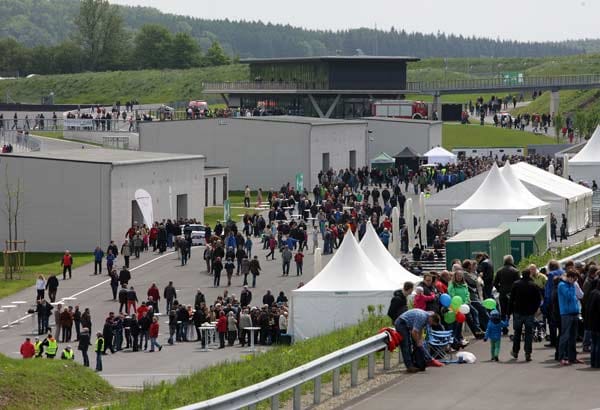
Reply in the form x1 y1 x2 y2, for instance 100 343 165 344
149 316 162 352
147 283 160 313
216 311 227 349
61 250 73 280
20 337 35 359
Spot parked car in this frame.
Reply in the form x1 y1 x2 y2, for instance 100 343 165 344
180 224 206 246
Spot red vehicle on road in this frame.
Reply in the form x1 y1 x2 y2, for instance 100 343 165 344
371 100 429 119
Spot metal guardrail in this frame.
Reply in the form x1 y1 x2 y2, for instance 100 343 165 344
0 130 40 152
203 80 329 91
176 332 391 410
203 74 600 93
558 243 600 265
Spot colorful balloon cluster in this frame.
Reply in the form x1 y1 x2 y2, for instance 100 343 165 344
439 293 471 324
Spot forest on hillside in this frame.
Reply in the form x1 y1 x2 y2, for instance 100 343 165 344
0 0 588 62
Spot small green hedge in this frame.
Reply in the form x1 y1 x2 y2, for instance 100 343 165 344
109 309 390 409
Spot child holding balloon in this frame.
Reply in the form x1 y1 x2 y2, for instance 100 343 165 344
484 310 509 361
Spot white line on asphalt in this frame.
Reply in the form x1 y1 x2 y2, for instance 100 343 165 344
9 251 176 325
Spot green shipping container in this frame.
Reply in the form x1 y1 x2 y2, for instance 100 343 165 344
445 227 511 271
500 221 548 265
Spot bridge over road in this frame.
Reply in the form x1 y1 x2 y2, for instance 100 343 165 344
345 337 600 410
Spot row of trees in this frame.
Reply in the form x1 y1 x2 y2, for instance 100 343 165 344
0 0 231 76
554 111 600 142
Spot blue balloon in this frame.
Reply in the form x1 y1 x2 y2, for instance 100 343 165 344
440 293 451 308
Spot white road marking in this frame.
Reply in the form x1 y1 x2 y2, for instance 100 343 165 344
8 252 176 325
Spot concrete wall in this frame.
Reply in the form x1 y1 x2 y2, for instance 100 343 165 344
364 118 443 159
204 168 229 207
0 156 110 252
309 124 367 188
110 158 205 236
64 131 139 150
139 119 311 190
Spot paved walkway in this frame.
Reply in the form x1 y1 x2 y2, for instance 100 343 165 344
349 337 600 410
0 232 336 389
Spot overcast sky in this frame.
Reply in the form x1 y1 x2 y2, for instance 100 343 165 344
111 0 598 42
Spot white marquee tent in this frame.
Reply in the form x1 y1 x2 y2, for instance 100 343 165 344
291 232 396 340
427 162 591 235
451 163 550 233
424 146 457 165
569 125 600 185
359 222 421 286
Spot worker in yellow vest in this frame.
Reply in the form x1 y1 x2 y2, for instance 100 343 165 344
95 332 105 372
33 337 43 358
61 345 75 360
43 334 58 359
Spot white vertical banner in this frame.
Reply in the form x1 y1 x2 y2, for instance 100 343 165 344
313 247 322 277
419 192 428 247
563 154 569 179
168 185 174 219
391 206 401 257
134 189 154 227
406 198 415 252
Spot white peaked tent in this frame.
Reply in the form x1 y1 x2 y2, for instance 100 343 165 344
570 125 600 185
424 146 457 165
427 162 591 235
451 163 549 233
291 232 396 340
500 161 549 209
359 222 421 286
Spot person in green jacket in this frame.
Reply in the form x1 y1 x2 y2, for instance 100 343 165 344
448 270 470 346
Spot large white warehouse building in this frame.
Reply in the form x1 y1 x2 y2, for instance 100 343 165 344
0 149 208 252
138 116 368 190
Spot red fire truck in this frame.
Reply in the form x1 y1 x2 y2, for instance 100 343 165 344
371 100 429 120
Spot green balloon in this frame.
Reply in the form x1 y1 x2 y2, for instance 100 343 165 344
444 311 456 324
451 296 463 309
483 298 497 310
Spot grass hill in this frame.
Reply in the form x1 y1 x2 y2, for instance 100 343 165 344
0 353 117 410
3 54 600 106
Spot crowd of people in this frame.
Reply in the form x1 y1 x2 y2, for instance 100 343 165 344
389 255 600 372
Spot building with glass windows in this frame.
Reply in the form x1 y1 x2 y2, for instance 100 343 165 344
203 56 420 119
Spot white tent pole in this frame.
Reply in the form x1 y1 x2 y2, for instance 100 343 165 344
313 247 322 277
391 207 401 257
548 163 555 175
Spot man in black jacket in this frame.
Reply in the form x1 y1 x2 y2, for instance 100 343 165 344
477 253 494 299
510 269 542 362
494 255 521 332
118 266 131 287
45 274 59 303
387 282 414 323
78 327 91 367
164 281 177 313
240 286 252 307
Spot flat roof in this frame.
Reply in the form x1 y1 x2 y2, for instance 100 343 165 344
363 117 442 125
239 116 366 126
447 227 509 242
241 56 420 64
1 149 205 165
500 221 546 236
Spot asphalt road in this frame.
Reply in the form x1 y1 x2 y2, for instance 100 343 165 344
0 232 334 389
348 337 600 410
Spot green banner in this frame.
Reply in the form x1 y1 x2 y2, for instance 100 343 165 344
502 72 523 85
296 173 304 192
223 199 231 222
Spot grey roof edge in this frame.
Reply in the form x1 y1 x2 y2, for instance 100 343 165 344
241 56 420 64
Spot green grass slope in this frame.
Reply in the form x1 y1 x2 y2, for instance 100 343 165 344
442 123 555 150
0 65 249 105
0 353 117 410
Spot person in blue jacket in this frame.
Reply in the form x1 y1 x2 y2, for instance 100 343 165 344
557 270 582 366
93 246 104 275
379 228 390 249
484 310 509 361
544 260 564 348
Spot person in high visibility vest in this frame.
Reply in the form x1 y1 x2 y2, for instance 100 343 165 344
43 334 58 359
61 345 75 360
34 337 43 358
95 332 105 372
